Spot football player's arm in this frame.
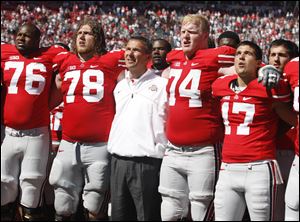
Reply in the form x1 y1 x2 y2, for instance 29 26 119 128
49 73 63 111
273 101 297 127
218 65 236 76
217 46 236 76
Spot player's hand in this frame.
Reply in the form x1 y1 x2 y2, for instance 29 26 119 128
258 65 281 89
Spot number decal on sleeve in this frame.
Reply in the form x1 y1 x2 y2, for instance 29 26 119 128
4 61 46 95
222 102 255 135
169 69 202 107
63 69 104 103
50 111 63 131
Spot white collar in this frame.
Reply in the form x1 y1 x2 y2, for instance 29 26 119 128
125 69 153 84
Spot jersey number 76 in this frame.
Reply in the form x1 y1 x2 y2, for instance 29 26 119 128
5 61 46 95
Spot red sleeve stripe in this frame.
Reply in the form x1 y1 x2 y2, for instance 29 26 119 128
272 93 291 99
118 59 126 67
272 93 291 102
218 55 235 59
57 52 68 56
218 55 235 64
218 60 234 64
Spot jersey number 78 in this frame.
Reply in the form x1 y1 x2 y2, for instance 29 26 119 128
64 69 104 103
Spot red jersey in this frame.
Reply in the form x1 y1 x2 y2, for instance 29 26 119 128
54 50 125 143
50 102 64 142
1 44 66 129
212 74 291 163
283 57 299 155
166 46 236 145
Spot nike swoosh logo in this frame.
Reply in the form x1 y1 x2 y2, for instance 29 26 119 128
90 65 98 68
33 57 41 60
191 63 198 66
243 97 251 101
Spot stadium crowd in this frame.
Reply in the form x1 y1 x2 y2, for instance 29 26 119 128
1 1 299 62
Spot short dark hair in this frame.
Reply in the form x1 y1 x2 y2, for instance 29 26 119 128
152 38 172 52
72 17 107 55
19 23 41 40
268 39 299 59
217 31 240 47
237 41 262 60
128 36 152 54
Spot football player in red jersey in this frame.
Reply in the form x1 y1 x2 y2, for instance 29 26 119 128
49 102 64 155
1 23 67 221
267 39 299 221
158 14 236 221
283 57 299 221
48 17 125 221
212 41 297 221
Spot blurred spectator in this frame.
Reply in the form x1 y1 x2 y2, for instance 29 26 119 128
1 1 299 62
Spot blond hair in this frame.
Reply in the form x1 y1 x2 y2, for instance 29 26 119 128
181 14 210 33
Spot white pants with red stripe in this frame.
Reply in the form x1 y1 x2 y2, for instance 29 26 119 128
1 126 50 208
214 160 283 221
285 154 299 221
49 139 110 216
159 142 220 221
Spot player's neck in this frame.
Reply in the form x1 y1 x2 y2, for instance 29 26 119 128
184 52 195 60
237 76 255 87
184 45 208 60
152 62 169 71
18 48 38 58
77 52 94 62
